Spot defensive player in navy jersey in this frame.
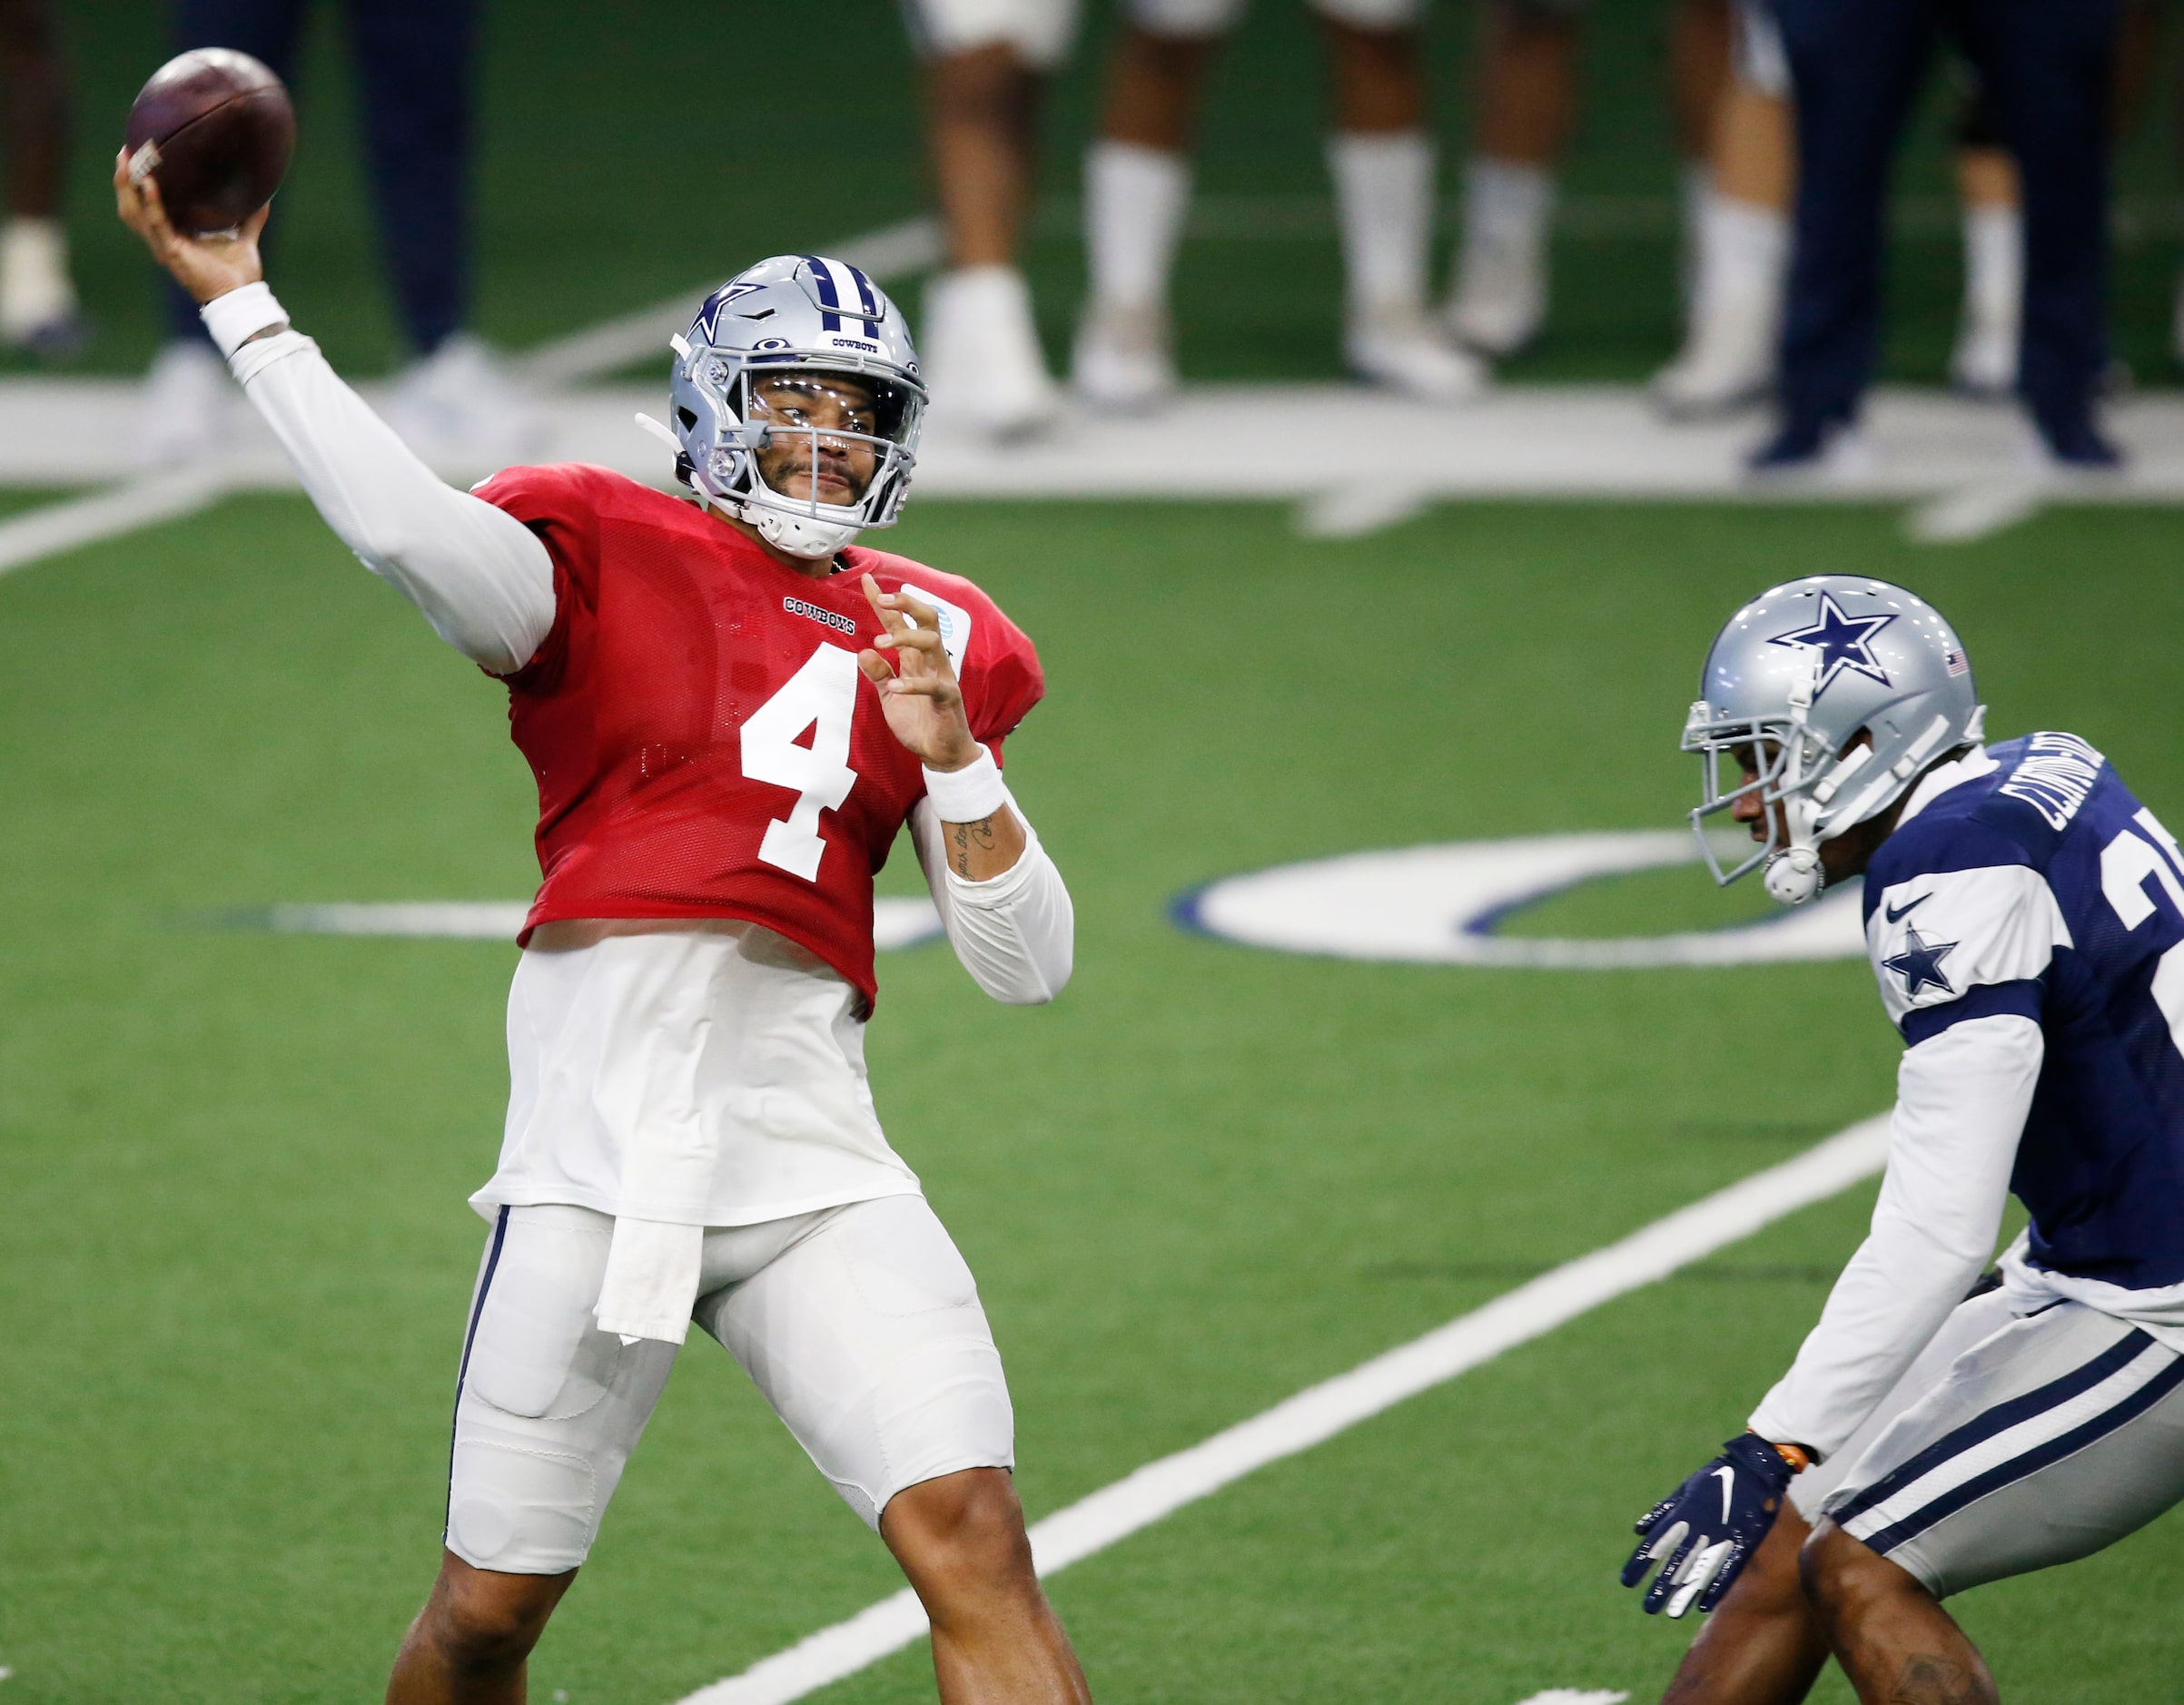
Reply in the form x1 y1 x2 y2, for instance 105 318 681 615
1623 576 2184 1704
117 163 1094 1703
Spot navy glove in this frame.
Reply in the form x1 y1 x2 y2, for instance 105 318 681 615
1620 1433 1799 1618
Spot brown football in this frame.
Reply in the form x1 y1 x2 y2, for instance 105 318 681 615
124 49 295 236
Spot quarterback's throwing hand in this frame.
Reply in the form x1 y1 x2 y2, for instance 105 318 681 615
1620 1434 1799 1618
113 148 269 305
858 575 976 772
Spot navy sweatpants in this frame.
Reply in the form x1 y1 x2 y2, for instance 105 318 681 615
166 0 478 355
1771 0 2120 446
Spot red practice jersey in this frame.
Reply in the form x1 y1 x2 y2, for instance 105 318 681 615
472 463 1044 1003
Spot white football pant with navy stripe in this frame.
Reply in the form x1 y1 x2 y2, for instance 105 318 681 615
1816 1299 2184 1597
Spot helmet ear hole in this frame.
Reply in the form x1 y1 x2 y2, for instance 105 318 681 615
676 407 697 431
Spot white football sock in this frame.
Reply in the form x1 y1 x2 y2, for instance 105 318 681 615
1693 189 1786 324
1961 202 2022 338
1679 160 1713 310
1083 139 1192 313
0 217 75 340
1327 129 1435 315
1460 156 1554 270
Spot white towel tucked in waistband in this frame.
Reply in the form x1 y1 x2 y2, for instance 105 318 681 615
596 1216 705 1345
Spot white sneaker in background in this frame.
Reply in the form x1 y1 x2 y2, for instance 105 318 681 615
1346 304 1490 403
0 217 84 357
1651 297 1775 419
137 340 234 468
1072 300 1175 411
1948 317 2016 399
921 265 1061 439
1445 157 1552 358
380 332 546 474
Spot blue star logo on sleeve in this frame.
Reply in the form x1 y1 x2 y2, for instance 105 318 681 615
1767 593 1898 698
1883 924 1959 999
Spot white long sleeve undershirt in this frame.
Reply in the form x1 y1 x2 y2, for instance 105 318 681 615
220 297 1072 1003
229 328 557 674
909 797 1074 1005
1747 1012 2043 1458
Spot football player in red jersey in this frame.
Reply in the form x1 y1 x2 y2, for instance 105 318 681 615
119 161 1093 1705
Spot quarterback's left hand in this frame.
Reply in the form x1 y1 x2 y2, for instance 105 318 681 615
1619 1434 1799 1619
857 576 977 772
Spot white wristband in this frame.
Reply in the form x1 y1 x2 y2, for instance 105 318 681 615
201 281 289 360
923 744 1008 823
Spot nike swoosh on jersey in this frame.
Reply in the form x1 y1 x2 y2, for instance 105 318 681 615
1713 1464 1735 1523
1884 892 1932 923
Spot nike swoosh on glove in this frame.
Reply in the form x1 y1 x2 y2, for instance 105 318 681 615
1619 1434 1797 1618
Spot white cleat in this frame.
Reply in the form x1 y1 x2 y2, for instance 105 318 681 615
1346 307 1489 403
136 340 235 468
921 265 1061 440
1444 234 1546 358
1072 300 1175 412
1949 317 2016 399
380 332 547 476
1651 304 1776 420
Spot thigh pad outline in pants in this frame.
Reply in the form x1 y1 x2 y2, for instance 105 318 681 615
1821 1302 2184 1598
447 1206 678 1575
696 1193 1015 1531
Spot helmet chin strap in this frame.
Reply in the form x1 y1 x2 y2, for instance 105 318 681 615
1763 657 1828 907
745 502 860 559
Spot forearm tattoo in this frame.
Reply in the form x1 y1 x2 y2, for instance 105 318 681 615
949 815 999 877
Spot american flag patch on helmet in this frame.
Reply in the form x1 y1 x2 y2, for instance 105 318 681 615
1944 648 1969 675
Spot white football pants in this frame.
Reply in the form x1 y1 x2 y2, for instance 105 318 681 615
444 1195 1015 1573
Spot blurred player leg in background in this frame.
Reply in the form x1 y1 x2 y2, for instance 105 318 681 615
351 0 539 471
1665 0 1730 309
1078 0 1482 409
1957 0 2124 465
1653 0 1789 418
0 0 82 358
1323 0 1487 398
1072 1 1218 409
1759 0 2123 471
908 0 1079 438
139 0 537 470
1444 0 1579 358
1948 81 2019 400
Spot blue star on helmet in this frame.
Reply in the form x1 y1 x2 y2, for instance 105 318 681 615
1767 593 1898 698
1883 925 1958 999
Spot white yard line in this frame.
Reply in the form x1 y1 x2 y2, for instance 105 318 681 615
0 466 232 577
1904 480 2048 545
672 1115 1891 1705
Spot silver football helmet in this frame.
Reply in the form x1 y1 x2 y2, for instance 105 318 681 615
640 254 925 558
1683 576 1985 905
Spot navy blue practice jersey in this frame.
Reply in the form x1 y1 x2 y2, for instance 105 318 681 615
1863 734 2184 1296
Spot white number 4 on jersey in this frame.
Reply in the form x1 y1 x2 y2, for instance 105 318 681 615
742 643 861 882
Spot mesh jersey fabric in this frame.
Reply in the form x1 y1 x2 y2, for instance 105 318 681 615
1863 733 2184 1297
471 463 1045 1003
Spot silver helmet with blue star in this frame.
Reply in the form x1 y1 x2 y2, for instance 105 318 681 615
645 254 925 558
1683 576 1984 903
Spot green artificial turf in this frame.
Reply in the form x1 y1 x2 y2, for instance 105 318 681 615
0 492 2179 1701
